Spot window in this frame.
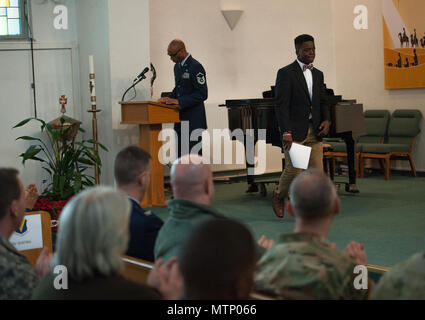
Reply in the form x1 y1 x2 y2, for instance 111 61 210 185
0 0 29 40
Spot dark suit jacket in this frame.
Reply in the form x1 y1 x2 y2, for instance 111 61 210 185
275 60 330 142
170 55 208 132
126 199 163 262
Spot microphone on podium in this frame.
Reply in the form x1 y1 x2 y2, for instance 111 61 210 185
134 67 150 83
121 66 150 101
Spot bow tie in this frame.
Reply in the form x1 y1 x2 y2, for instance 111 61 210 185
303 64 314 72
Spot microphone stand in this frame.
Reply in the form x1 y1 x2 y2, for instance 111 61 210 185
121 75 146 102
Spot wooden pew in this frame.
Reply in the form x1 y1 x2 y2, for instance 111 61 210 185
122 255 153 285
367 264 390 285
121 255 276 300
121 256 388 300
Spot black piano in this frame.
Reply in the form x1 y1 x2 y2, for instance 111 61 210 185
220 86 360 193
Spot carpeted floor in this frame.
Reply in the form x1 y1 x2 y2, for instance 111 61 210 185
152 171 425 268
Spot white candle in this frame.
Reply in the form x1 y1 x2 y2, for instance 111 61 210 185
89 55 94 74
91 84 96 97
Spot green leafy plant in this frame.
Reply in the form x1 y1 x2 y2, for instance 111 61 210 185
14 117 108 201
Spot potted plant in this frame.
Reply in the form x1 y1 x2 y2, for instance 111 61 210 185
13 116 108 225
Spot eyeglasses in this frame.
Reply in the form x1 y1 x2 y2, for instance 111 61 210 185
168 48 182 58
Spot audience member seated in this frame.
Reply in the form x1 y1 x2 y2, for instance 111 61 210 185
0 168 50 300
255 169 369 300
32 187 162 300
114 146 163 262
154 155 274 262
179 219 257 299
154 155 225 262
148 219 257 300
372 251 425 300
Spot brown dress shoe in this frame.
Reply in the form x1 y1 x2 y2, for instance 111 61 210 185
272 191 285 218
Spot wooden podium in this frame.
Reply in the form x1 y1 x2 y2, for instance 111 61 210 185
119 101 180 208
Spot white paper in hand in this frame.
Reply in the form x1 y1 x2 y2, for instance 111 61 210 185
289 143 312 169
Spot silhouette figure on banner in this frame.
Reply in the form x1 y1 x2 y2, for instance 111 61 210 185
397 53 402 68
398 28 409 48
404 57 410 68
413 49 418 66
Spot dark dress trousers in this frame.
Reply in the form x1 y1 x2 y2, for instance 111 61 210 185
170 55 208 157
275 60 330 141
126 199 163 262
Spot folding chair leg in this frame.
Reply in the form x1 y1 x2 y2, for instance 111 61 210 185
408 154 417 177
355 153 360 178
359 155 365 178
385 156 390 180
378 159 385 171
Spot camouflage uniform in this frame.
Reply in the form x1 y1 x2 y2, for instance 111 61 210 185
255 233 368 300
372 251 425 300
0 234 39 299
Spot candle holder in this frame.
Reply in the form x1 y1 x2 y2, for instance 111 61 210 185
89 56 101 185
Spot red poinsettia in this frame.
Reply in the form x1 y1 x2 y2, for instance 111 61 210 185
33 197 72 232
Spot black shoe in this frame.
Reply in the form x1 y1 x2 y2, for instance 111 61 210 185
246 184 259 193
346 184 360 194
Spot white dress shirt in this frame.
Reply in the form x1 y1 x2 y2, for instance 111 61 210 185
297 59 313 120
297 59 313 101
181 54 191 67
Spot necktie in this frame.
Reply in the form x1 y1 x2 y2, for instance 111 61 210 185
303 64 314 72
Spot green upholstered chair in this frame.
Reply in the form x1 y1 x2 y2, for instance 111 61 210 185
359 109 422 180
323 110 390 177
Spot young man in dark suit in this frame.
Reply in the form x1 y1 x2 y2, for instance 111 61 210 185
115 146 163 262
158 39 208 157
272 34 331 218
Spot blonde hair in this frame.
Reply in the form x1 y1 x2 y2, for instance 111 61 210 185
52 186 131 281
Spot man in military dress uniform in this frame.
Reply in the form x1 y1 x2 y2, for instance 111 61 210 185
158 39 208 157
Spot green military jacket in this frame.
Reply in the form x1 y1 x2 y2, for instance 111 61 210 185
372 251 425 300
255 232 368 300
154 199 224 262
0 234 39 299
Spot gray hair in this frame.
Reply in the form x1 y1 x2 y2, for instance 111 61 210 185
52 186 131 281
289 169 337 220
